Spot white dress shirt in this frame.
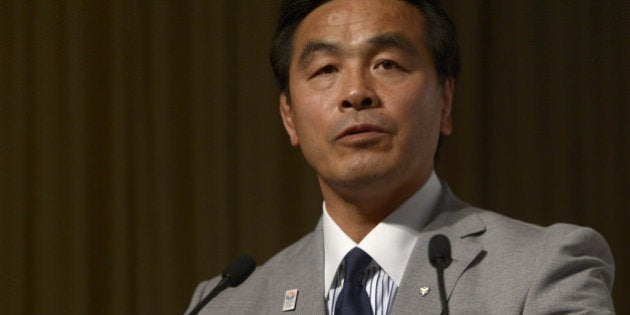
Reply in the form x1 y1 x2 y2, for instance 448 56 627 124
323 172 442 314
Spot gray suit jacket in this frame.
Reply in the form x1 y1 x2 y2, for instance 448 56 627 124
186 185 615 314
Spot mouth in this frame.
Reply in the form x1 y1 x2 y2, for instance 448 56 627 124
335 124 388 141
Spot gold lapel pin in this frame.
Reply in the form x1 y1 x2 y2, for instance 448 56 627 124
419 286 430 297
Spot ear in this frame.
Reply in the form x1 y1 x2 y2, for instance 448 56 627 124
279 92 300 147
439 78 454 136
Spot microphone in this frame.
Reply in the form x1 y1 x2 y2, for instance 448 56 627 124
187 254 256 315
428 234 452 315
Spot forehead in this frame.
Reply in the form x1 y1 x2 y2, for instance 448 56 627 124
292 0 426 54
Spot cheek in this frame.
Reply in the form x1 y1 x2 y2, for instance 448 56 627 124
391 89 443 144
291 102 331 146
291 85 337 131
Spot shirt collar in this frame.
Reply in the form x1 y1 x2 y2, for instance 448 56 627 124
323 172 442 294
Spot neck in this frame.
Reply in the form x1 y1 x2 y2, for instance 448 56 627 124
320 172 431 243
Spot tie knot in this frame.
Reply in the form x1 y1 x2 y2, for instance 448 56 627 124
343 247 373 283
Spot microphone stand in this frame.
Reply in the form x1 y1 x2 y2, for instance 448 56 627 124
428 234 452 315
435 261 449 315
187 254 256 315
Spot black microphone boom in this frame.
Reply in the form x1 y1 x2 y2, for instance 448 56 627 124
428 234 452 315
187 254 256 315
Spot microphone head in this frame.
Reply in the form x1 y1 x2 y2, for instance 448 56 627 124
428 234 452 269
222 254 256 287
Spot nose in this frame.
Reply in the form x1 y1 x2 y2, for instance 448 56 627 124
339 70 379 111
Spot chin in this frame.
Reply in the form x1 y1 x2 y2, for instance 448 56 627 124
330 160 395 187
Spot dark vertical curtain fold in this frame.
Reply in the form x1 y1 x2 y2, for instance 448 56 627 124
1 1 627 314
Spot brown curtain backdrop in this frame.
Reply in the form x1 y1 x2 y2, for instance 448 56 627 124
1 1 627 314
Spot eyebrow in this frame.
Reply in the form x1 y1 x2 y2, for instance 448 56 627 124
296 32 418 68
297 41 340 68
366 33 417 55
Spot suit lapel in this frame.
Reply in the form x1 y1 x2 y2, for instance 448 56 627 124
268 220 327 314
276 184 486 314
391 184 486 314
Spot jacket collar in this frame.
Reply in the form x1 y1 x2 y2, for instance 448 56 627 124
281 183 486 314
391 182 487 313
271 219 327 313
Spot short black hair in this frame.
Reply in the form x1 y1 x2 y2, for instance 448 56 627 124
269 0 461 93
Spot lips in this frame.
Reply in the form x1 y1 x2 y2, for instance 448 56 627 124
335 124 387 141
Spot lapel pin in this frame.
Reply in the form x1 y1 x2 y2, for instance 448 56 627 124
282 289 299 312
419 286 430 297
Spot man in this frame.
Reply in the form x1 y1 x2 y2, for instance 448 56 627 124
187 0 615 313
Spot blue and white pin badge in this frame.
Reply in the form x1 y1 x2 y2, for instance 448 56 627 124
283 289 299 312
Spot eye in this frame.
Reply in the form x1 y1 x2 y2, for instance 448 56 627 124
376 60 398 70
309 64 338 79
316 64 337 75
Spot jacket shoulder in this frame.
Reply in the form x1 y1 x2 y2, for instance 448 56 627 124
258 228 321 273
457 209 615 313
185 229 322 314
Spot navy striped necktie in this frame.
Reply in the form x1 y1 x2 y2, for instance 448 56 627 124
335 247 374 315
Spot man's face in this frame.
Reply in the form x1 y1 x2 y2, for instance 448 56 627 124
280 0 453 196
